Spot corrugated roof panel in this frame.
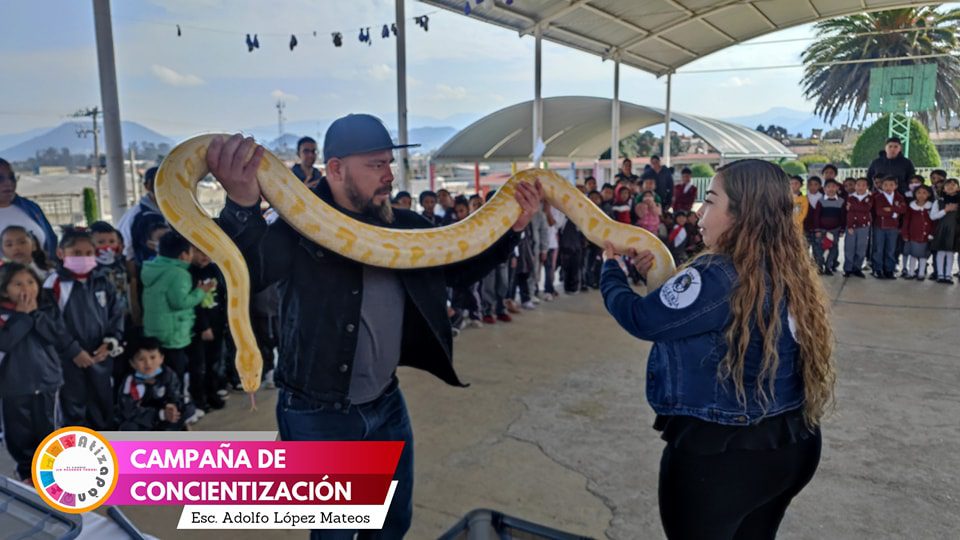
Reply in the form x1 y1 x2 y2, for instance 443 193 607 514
433 96 796 162
418 0 935 76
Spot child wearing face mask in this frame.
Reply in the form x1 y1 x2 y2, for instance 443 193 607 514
90 221 131 317
0 262 68 481
44 228 124 430
115 336 185 431
1 226 52 280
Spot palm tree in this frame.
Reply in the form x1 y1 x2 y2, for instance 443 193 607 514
801 7 960 127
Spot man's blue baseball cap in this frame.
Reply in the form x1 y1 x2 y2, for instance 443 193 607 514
323 113 419 162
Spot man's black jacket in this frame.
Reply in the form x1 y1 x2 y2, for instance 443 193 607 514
867 150 916 194
218 179 519 408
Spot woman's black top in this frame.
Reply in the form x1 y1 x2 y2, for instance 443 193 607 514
654 407 817 455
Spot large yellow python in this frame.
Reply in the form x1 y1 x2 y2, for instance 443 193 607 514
156 134 676 393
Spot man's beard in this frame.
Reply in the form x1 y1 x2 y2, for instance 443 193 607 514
344 176 394 223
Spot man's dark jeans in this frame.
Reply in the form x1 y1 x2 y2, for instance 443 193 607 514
277 380 414 539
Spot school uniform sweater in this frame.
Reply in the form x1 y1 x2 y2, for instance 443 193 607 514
816 196 846 231
873 191 908 230
901 201 938 243
845 193 873 229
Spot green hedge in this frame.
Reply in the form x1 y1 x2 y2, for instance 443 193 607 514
689 163 715 177
799 154 830 166
781 160 807 176
83 187 99 225
851 115 940 167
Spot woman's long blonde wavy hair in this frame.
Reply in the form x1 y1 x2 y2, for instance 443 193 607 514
707 159 835 426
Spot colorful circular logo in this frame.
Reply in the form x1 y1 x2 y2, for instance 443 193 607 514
32 427 119 513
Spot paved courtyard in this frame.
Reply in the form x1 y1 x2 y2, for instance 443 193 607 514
7 274 959 539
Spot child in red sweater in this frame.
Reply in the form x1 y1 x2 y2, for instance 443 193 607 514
900 185 940 279
803 176 824 269
872 176 908 279
843 178 873 278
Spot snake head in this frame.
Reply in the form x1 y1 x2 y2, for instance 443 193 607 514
237 347 263 394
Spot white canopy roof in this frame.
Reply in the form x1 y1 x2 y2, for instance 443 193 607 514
431 96 795 162
418 0 937 76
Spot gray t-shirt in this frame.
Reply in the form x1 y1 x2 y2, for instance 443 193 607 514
348 266 406 404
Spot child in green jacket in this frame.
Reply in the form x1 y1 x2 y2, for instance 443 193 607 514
141 231 215 395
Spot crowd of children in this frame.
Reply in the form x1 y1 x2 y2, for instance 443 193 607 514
2 154 956 483
412 167 705 334
0 166 238 483
796 166 960 282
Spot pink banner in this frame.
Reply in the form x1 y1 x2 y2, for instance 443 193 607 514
105 441 403 506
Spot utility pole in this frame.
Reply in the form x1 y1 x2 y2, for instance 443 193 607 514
276 99 286 152
129 145 138 202
74 107 102 219
92 0 127 222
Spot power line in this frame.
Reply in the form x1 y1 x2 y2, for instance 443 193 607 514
739 25 956 46
115 11 440 39
677 52 959 74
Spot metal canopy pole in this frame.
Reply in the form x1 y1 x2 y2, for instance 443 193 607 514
610 54 621 183
395 0 409 191
663 72 672 167
92 0 127 222
533 25 543 167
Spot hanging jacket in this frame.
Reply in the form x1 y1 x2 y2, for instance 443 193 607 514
141 256 206 349
44 267 123 361
0 300 68 397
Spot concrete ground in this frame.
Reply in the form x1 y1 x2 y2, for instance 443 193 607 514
7 273 960 539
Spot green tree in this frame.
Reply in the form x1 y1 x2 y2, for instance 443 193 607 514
799 154 831 166
82 187 99 224
801 7 960 125
689 163 715 177
781 161 808 176
850 114 940 166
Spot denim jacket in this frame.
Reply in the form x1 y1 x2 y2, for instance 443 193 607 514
600 254 804 426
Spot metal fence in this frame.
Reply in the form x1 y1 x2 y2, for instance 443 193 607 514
837 167 939 179
31 193 85 228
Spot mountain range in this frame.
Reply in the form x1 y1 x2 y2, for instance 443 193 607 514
0 107 840 161
722 107 844 136
0 121 173 160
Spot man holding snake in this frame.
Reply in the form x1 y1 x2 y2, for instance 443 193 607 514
208 113 543 539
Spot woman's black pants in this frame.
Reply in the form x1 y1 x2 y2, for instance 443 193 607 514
658 430 822 540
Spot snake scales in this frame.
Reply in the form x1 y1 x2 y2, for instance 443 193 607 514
155 134 676 393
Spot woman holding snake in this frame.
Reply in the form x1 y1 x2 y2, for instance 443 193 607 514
601 159 836 539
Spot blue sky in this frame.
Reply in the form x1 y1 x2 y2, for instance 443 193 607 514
2 1 955 138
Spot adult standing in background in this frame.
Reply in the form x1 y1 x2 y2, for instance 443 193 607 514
615 158 639 184
646 154 675 210
867 137 915 194
292 136 323 189
0 158 58 259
